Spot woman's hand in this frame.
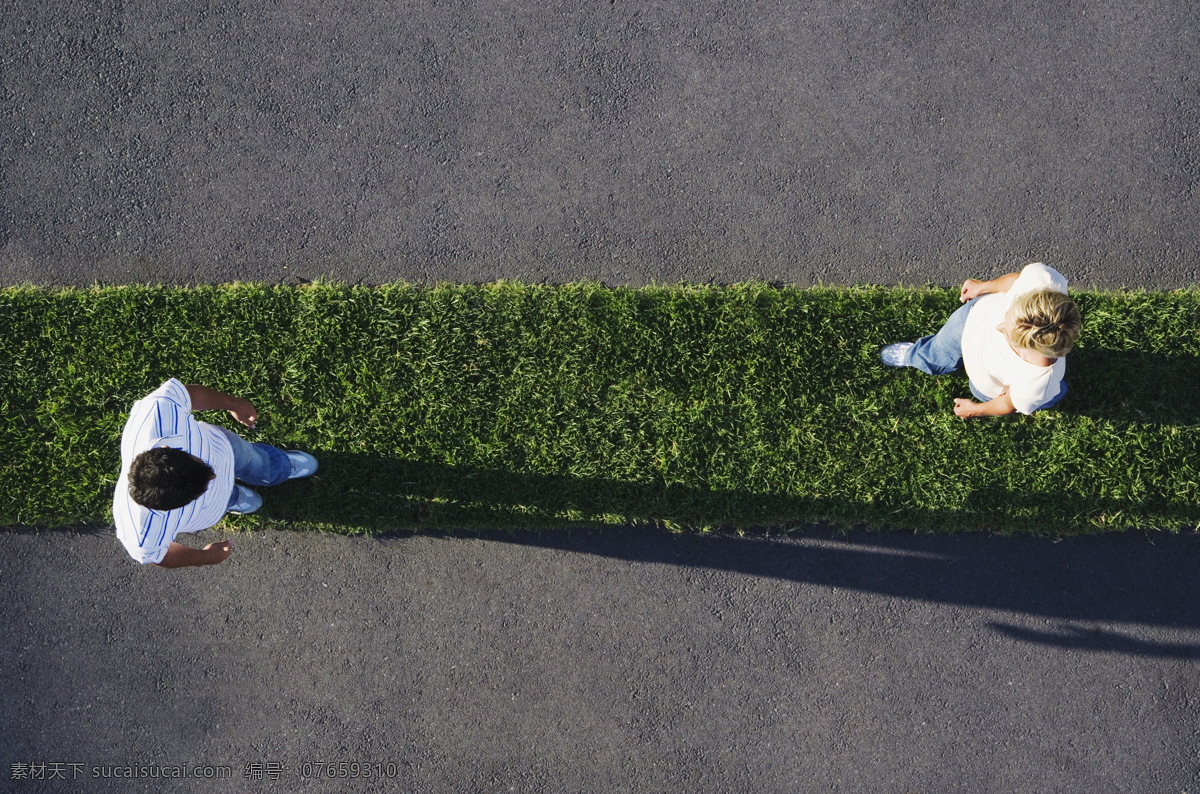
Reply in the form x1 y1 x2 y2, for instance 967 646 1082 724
960 279 988 303
954 393 1017 418
961 272 1022 302
953 398 982 417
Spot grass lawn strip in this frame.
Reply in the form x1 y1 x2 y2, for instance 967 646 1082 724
2 282 1197 536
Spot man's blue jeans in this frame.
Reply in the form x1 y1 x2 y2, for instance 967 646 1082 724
213 426 292 510
906 298 1068 409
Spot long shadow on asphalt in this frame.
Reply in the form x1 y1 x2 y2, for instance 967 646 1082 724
479 523 1200 660
263 452 1200 660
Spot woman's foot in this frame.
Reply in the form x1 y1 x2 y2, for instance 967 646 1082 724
880 343 914 367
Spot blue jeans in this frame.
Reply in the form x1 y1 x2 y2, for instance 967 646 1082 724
214 426 292 509
907 298 977 376
907 298 1068 411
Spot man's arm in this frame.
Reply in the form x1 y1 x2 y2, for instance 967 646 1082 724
953 393 1017 418
184 384 257 429
959 272 1021 303
154 540 232 569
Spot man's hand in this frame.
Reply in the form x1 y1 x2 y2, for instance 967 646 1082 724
225 398 257 429
185 384 258 429
155 540 232 568
203 540 233 563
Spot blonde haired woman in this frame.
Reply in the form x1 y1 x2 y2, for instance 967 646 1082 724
881 263 1082 418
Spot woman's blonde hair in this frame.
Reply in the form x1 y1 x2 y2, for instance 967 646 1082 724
1008 289 1082 357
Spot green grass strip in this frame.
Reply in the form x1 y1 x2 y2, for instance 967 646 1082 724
2 282 1198 536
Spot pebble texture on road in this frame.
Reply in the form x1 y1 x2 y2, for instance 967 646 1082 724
4 527 1200 792
2 0 1198 288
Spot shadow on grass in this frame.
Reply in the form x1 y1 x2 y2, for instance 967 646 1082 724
270 452 1200 535
1064 348 1200 424
261 452 1200 659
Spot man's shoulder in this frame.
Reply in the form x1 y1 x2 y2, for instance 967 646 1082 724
113 483 213 564
128 379 192 420
121 382 204 464
112 486 167 563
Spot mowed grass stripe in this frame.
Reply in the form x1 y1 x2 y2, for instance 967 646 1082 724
1 282 1197 535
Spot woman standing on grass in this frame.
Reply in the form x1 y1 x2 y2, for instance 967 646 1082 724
881 262 1082 418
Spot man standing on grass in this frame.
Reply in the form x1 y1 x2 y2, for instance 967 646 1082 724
113 378 317 568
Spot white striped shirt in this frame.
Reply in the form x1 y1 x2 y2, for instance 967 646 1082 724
113 379 235 564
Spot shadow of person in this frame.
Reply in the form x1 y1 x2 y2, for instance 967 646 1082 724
267 450 1200 537
481 522 1200 659
261 452 1200 658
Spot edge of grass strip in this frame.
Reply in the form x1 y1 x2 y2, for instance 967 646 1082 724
2 281 1198 537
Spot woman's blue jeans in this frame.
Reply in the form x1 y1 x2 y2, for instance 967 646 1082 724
906 298 1068 410
907 298 977 376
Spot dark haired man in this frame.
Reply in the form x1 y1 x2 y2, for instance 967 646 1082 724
113 379 317 568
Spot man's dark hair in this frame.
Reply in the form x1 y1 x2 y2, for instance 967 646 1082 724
128 447 214 510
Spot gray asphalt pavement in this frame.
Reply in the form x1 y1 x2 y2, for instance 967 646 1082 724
2 0 1198 289
5 526 1200 793
2 0 1199 792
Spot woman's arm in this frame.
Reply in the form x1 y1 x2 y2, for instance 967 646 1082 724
953 393 1017 418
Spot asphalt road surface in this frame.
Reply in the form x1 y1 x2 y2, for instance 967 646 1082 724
3 0 1198 290
2 0 1199 792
